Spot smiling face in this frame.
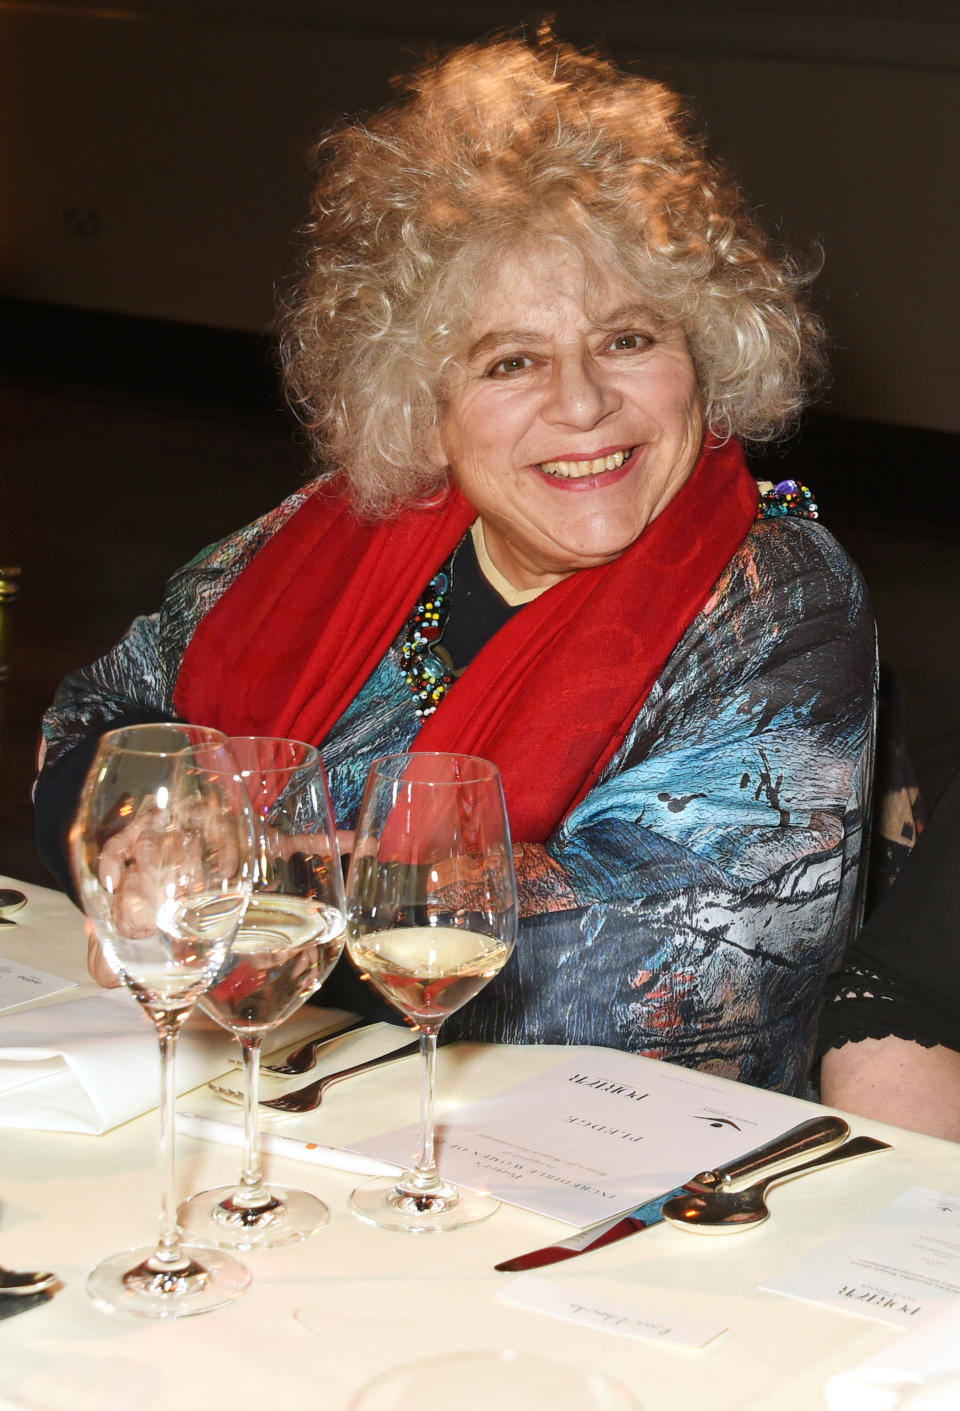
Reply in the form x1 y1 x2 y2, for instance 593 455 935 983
428 243 706 591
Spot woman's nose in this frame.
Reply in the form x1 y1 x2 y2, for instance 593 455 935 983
540 353 620 429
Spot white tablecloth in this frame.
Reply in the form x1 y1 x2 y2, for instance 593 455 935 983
0 873 97 1008
0 876 352 1131
1 877 958 1411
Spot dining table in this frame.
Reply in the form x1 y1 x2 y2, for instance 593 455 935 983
1 871 958 1411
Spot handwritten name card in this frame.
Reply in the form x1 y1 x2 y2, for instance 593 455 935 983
500 1275 728 1348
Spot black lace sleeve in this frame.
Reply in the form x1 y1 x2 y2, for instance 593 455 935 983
818 769 960 1055
817 947 960 1054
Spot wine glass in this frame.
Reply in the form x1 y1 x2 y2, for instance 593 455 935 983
178 737 346 1248
70 722 255 1317
345 751 517 1233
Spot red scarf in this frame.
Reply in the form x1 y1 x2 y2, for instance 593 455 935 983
175 440 758 841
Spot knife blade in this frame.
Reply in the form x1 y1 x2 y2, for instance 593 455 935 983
494 1114 850 1272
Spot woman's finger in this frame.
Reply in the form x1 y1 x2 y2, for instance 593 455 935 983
85 923 122 988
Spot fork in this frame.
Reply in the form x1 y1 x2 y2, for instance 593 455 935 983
209 1039 421 1113
260 1017 373 1075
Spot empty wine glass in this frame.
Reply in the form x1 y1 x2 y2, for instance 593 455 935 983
345 752 517 1233
70 723 254 1318
178 737 346 1248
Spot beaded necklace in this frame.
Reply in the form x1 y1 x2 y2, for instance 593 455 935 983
757 478 818 520
399 550 457 718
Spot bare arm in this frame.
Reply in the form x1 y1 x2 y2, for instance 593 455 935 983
818 772 960 1142
821 1037 960 1143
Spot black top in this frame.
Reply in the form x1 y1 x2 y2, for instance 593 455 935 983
818 768 960 1054
441 528 523 673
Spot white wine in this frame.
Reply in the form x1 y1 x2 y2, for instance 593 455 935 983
202 895 345 1033
349 924 511 1025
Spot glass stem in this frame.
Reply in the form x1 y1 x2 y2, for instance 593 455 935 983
235 1035 271 1207
408 1025 442 1192
152 1016 189 1269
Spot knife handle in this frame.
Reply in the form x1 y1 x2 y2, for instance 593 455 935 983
692 1115 850 1191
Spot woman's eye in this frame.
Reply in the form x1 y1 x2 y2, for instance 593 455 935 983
609 332 653 352
487 354 532 377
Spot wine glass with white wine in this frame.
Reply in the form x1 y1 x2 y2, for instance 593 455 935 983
71 723 255 1318
345 751 517 1233
178 737 346 1248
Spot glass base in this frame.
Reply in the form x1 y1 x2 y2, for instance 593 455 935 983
86 1243 250 1319
178 1185 330 1249
349 1174 500 1233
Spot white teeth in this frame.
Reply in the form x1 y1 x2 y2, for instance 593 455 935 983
539 448 633 478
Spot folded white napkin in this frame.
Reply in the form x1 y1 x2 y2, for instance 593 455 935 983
0 991 338 1135
825 1300 960 1410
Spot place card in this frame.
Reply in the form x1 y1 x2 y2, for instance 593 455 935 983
763 1184 960 1328
350 1048 813 1225
0 956 77 1013
499 1275 727 1348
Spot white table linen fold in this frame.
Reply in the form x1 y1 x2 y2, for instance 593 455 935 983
825 1301 960 1410
0 990 348 1134
0 873 355 1133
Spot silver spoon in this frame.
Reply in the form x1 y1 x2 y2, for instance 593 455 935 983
662 1134 892 1233
0 1265 58 1295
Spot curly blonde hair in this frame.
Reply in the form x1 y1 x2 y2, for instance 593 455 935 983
279 33 825 518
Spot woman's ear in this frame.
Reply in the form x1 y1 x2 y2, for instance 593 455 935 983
425 420 448 471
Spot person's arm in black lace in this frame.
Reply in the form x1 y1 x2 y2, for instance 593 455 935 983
819 770 960 1140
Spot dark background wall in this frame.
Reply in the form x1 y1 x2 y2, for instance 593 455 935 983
1 2 958 885
2 1 959 430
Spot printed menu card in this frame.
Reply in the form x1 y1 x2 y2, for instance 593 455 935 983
349 1048 816 1225
0 956 76 1013
764 1184 960 1328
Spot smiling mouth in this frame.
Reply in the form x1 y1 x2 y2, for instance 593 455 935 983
539 447 636 479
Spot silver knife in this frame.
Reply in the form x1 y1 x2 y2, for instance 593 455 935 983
494 1114 850 1272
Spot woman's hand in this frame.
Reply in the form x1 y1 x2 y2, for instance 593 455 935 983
98 808 165 940
85 797 189 982
85 922 122 989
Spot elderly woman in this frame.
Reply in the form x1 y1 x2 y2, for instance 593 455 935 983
35 35 875 1095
